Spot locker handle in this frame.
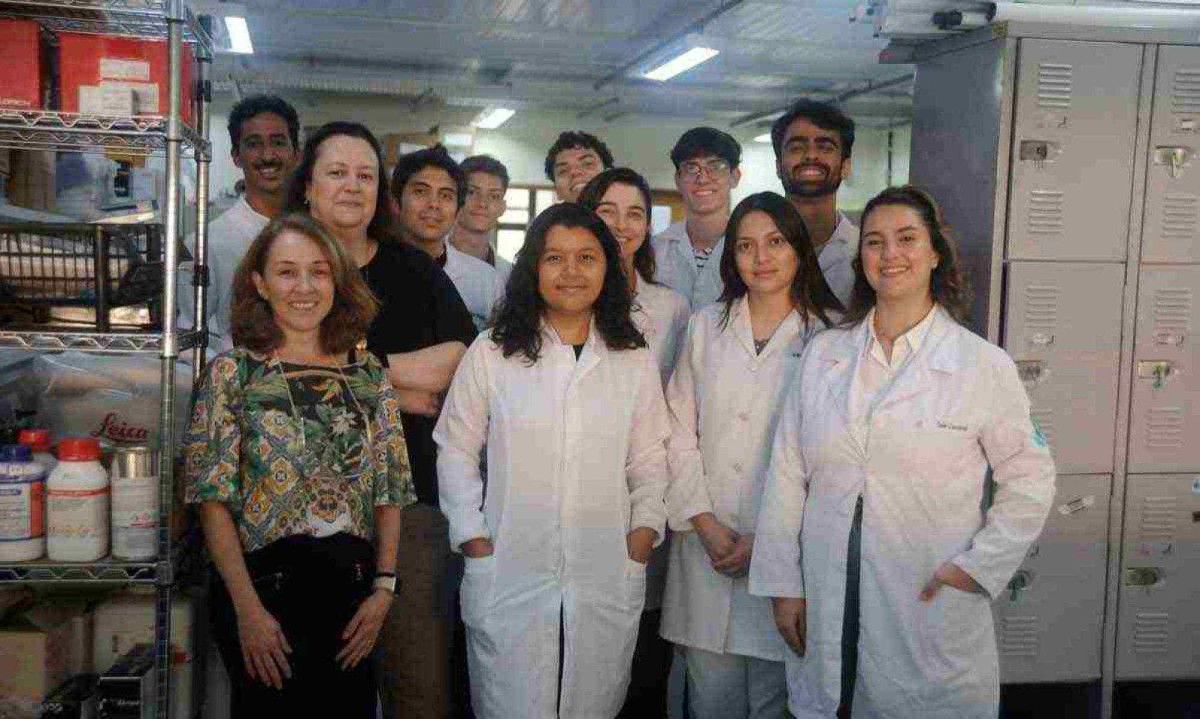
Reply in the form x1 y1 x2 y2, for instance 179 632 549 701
1153 146 1193 179
1137 361 1176 389
1124 567 1163 588
1007 569 1034 601
1153 331 1185 346
1018 140 1060 166
1016 360 1049 385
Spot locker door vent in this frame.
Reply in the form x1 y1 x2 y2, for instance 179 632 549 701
1146 407 1185 450
1132 612 1170 655
1153 287 1192 335
999 616 1039 657
1173 67 1200 114
1037 63 1072 109
1137 496 1177 541
1029 408 1055 449
1028 191 1065 235
1162 195 1198 241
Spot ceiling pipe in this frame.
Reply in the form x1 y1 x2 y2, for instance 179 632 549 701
592 0 750 91
729 73 914 128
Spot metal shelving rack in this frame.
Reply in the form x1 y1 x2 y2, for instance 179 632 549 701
0 1 212 716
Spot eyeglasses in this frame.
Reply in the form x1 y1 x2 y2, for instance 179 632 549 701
679 159 731 180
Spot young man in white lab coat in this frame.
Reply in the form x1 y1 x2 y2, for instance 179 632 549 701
393 145 502 331
181 94 299 352
544 130 614 203
451 154 514 287
651 127 743 310
770 100 859 309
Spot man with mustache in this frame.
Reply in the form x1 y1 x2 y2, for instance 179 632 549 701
652 127 743 309
545 130 614 203
393 145 501 331
770 100 858 308
187 95 300 351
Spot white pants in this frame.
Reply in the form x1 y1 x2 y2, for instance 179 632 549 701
684 646 788 719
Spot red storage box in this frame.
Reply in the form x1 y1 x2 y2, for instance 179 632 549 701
58 32 194 125
0 20 48 110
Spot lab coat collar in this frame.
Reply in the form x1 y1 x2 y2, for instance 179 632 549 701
539 315 604 378
729 296 804 360
871 306 964 412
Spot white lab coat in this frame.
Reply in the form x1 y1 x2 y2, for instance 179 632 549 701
661 298 825 662
434 323 671 719
818 213 858 310
632 278 690 386
652 221 725 310
749 306 1056 718
444 242 503 330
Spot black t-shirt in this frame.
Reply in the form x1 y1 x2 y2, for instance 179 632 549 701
361 240 476 505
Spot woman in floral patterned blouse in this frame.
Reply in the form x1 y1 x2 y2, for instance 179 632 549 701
184 213 414 718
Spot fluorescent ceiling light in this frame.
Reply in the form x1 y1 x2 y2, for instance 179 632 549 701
644 46 719 82
754 133 771 143
442 132 474 147
473 108 515 130
225 16 253 54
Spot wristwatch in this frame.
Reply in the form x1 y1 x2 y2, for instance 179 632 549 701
373 571 397 594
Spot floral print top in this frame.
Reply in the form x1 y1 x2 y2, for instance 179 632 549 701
184 348 415 553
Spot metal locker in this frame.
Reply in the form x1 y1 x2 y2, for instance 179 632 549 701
993 474 1110 684
1128 265 1200 473
1003 262 1124 473
1008 39 1141 261
1116 475 1200 680
1143 45 1200 263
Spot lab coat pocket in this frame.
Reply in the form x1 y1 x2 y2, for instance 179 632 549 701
922 587 990 679
625 557 648 614
461 554 498 629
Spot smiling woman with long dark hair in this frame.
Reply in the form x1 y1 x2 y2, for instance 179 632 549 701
434 203 672 718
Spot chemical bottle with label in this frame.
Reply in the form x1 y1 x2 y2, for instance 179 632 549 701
110 446 157 561
0 444 47 562
47 437 110 562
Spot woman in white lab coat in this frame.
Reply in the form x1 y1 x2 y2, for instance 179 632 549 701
578 168 690 384
433 202 672 719
578 167 690 717
661 192 842 719
749 186 1056 719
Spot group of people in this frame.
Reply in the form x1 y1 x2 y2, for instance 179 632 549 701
180 94 1057 719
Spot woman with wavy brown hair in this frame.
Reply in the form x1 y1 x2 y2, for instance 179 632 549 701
185 212 414 718
750 186 1055 719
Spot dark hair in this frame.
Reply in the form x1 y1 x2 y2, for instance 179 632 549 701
843 185 971 326
231 213 378 355
460 155 510 191
576 167 658 285
770 99 855 161
490 203 646 364
228 94 300 150
670 127 742 170
391 144 467 210
283 121 397 243
543 131 614 181
717 192 842 329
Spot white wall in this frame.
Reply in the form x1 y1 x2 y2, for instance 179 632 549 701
207 96 911 214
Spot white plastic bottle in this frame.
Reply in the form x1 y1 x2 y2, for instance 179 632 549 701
47 437 110 562
0 444 47 562
18 428 57 475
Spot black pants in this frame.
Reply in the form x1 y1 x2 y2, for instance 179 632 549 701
618 609 673 718
211 532 376 719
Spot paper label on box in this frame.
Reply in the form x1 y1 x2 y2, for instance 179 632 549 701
100 58 150 82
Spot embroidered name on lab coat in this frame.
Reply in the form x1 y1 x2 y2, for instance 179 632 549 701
937 420 969 432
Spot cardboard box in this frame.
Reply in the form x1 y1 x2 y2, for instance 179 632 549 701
0 20 46 110
0 602 89 705
5 150 56 211
58 34 194 125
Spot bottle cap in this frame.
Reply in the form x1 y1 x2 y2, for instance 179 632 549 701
57 437 102 462
0 444 32 462
17 428 52 453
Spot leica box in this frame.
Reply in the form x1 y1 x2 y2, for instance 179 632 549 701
57 33 193 124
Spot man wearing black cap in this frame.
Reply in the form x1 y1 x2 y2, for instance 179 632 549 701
651 127 742 309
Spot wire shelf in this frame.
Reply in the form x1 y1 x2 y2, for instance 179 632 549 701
0 109 209 158
0 0 215 56
0 328 199 352
0 557 160 583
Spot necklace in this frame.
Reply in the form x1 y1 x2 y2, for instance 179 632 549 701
271 353 374 475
